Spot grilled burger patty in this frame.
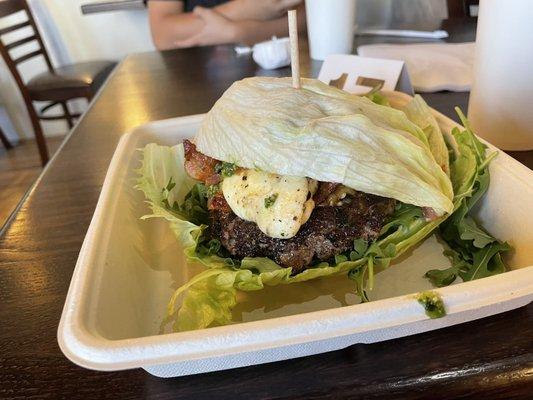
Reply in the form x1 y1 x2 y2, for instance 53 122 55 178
183 140 396 272
209 190 396 272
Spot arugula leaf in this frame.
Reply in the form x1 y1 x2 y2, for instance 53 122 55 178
380 202 424 235
352 239 368 259
458 217 496 248
348 266 369 302
334 254 348 264
425 266 460 287
464 242 511 281
363 242 397 289
426 241 510 287
426 249 470 287
161 180 209 226
427 108 511 287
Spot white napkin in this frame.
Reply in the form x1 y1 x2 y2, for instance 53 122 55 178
235 37 291 70
252 37 291 70
357 42 475 92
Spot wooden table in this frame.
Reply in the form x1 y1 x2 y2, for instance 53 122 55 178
1 19 532 399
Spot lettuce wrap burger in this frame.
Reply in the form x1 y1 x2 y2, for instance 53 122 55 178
137 77 509 331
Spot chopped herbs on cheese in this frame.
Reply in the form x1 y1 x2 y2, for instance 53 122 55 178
206 183 220 198
215 161 238 177
264 193 278 208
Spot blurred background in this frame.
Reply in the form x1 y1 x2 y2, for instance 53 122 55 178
0 0 472 143
0 0 480 227
0 0 152 142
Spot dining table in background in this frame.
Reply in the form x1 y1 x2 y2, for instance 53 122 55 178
1 18 532 399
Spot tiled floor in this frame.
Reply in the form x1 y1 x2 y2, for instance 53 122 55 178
0 136 64 229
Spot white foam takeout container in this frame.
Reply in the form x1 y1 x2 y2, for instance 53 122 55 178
58 92 533 378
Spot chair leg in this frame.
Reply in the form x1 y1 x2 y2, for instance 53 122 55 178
27 103 49 166
0 126 13 149
60 101 74 129
86 91 94 102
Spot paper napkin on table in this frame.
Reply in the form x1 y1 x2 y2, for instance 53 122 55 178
357 42 475 92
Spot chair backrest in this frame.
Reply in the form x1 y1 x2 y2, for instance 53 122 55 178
446 0 469 18
0 0 54 98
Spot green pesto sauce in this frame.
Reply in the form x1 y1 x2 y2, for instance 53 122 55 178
416 291 446 319
216 162 237 178
206 183 220 198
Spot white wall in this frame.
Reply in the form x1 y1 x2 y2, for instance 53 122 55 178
0 1 154 140
42 0 154 62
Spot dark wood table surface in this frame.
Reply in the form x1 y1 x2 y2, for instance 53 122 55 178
1 18 532 399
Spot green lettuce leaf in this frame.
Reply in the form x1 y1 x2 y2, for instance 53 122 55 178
365 88 391 106
134 140 447 330
169 258 370 331
401 94 450 176
136 143 202 252
195 77 453 215
137 144 372 330
137 142 435 331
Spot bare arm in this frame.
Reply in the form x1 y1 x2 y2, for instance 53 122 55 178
216 0 303 21
149 1 305 50
174 4 306 48
149 0 302 50
148 1 203 50
147 1 252 50
233 3 306 45
233 16 291 45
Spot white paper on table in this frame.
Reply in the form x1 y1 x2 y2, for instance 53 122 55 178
317 54 413 95
356 29 448 39
357 42 474 92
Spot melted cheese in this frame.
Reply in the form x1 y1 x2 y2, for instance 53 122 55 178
221 169 316 239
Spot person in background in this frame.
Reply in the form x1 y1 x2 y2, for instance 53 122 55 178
148 0 305 50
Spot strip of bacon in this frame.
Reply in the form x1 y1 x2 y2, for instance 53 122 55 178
183 139 219 182
313 182 341 205
183 139 230 212
205 173 222 187
422 207 440 221
208 192 231 212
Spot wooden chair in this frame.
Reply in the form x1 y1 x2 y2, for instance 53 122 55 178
447 0 478 18
0 125 13 149
0 0 116 165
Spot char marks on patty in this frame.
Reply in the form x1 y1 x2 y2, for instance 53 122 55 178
209 189 396 272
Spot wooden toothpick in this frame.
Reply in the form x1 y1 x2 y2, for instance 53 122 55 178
288 9 300 89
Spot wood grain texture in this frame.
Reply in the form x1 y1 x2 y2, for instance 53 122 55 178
1 18 532 399
0 136 63 228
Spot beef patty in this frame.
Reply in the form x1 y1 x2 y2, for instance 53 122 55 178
209 191 396 272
